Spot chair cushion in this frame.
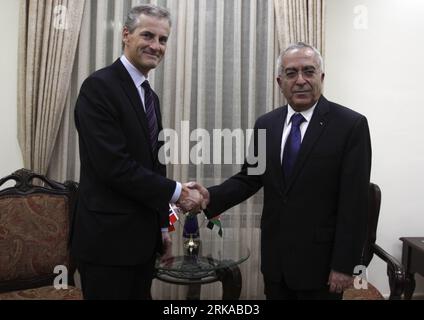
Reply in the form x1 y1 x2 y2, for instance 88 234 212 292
0 194 71 282
343 283 384 300
0 286 83 300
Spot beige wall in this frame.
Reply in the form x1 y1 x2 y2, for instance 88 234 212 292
0 0 22 177
326 0 424 297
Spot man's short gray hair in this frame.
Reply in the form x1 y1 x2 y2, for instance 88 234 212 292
124 4 172 33
277 42 324 75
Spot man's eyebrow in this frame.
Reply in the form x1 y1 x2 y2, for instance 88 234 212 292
284 66 317 71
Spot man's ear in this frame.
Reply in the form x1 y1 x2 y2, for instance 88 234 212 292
122 27 130 46
276 76 283 90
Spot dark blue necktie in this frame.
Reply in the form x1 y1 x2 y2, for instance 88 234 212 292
142 80 159 155
282 113 306 179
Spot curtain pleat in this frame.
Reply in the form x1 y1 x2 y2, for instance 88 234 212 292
18 0 85 175
274 0 325 56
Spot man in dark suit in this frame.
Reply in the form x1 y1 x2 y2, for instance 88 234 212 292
195 42 371 299
71 5 202 300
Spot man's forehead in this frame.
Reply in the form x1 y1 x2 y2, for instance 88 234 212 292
283 48 319 67
135 14 171 29
143 14 170 23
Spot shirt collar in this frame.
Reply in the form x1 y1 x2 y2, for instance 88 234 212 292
120 55 148 88
286 102 318 126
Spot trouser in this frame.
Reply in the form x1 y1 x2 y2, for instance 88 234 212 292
264 277 343 300
77 257 155 300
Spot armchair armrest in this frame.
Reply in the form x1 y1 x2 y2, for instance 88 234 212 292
372 243 405 299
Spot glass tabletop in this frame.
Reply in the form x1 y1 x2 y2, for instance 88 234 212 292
155 235 250 281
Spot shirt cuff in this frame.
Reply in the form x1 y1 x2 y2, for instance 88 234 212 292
161 228 169 233
170 182 182 203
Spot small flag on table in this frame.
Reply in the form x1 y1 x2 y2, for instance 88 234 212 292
168 204 179 232
207 216 223 238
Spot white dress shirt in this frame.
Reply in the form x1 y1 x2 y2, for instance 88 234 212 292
120 55 148 111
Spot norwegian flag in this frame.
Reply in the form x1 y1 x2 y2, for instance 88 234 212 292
168 204 179 232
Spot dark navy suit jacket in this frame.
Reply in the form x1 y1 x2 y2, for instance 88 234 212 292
71 59 175 266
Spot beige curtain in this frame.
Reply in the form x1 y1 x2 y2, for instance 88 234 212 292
17 0 85 175
274 0 325 59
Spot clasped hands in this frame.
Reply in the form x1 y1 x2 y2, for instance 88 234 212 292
176 182 209 214
161 182 209 263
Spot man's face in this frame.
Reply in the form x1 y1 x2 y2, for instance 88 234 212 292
123 14 170 76
277 48 325 112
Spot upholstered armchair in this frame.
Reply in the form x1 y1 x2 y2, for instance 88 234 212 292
343 183 405 300
0 169 82 300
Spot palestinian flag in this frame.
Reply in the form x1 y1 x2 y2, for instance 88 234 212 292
207 216 223 238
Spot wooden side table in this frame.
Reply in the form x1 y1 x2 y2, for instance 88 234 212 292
400 237 424 299
155 238 250 300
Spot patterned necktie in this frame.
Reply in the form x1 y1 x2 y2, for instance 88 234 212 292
282 113 306 179
142 80 159 155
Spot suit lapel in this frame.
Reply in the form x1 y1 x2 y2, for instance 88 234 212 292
113 60 150 137
284 96 331 194
269 107 287 192
112 60 154 159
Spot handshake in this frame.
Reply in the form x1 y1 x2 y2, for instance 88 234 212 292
176 182 210 214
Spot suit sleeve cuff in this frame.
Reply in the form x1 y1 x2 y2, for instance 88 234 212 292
170 182 182 203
